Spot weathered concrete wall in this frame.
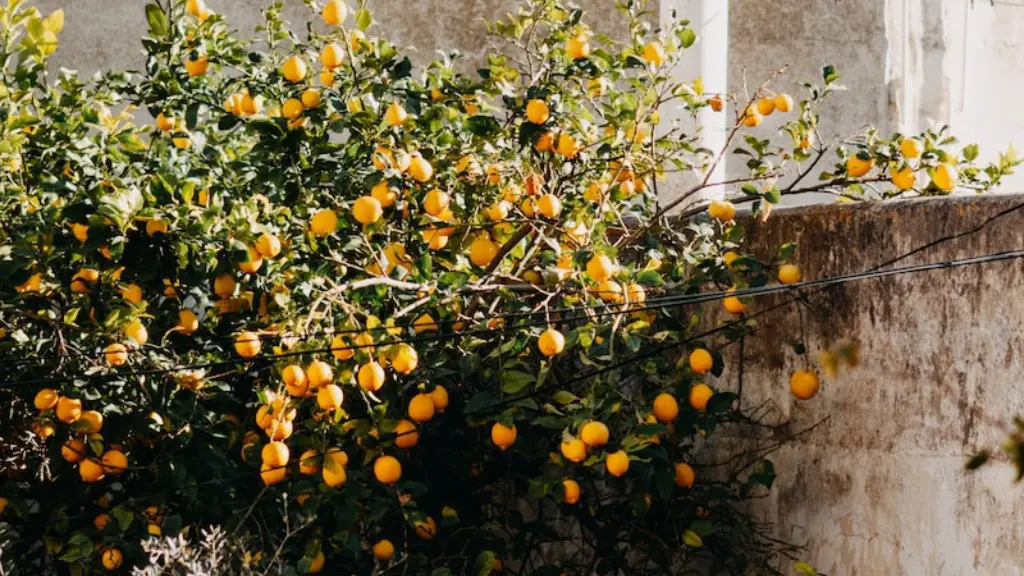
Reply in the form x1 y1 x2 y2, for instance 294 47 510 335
719 195 1024 575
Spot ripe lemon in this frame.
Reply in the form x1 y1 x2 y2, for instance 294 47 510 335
536 194 561 218
423 189 449 216
267 420 294 441
408 393 436 423
605 450 629 477
790 370 820 400
353 196 383 225
892 166 916 191
933 162 957 192
775 93 794 113
322 450 348 487
566 35 590 60
305 551 325 574
282 98 304 120
722 288 747 315
301 88 320 109
317 384 344 411
234 331 261 358
707 200 736 222
372 539 394 561
674 462 695 488
415 516 437 540
262 442 290 467
555 132 579 158
652 392 678 423
742 107 762 127
641 41 665 66
299 449 320 475
358 361 385 392
56 396 83 423
408 154 433 183
78 410 104 434
185 55 209 77
306 360 334 388
392 344 418 375
156 113 175 132
777 263 802 284
560 438 588 463
846 153 874 177
94 512 111 530
349 29 367 51
413 313 438 333
101 450 128 475
562 479 581 504
491 422 517 450
62 438 85 463
486 201 510 222
145 218 169 236
238 246 263 274
101 547 123 570
320 42 345 69
385 101 408 126
469 236 499 267
626 282 646 306
120 283 143 305
595 280 623 304
322 0 348 24
538 328 565 357
394 419 419 448
374 455 402 484
330 334 354 361
178 309 199 335
283 365 308 397
310 208 337 236
756 97 775 116
212 272 236 301
103 343 128 366
580 421 609 447
525 99 550 125
260 461 287 485
371 181 398 208
689 383 713 412
34 388 59 411
241 93 262 115
430 385 449 412
281 56 307 83
256 234 282 258
688 348 713 375
901 138 922 159
80 457 106 482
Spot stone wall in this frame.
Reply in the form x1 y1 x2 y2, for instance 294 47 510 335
717 195 1024 575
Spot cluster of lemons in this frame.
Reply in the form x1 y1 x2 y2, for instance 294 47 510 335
31 389 128 483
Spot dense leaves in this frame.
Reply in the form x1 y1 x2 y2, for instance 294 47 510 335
0 0 1014 575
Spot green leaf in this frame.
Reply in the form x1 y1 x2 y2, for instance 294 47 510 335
472 551 496 576
963 143 979 162
501 370 533 394
467 115 501 138
965 451 990 471
43 9 63 34
111 507 134 532
552 390 579 405
636 269 663 287
683 530 703 547
144 4 169 37
794 561 819 575
355 8 372 31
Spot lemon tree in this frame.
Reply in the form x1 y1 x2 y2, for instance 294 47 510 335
0 0 1015 574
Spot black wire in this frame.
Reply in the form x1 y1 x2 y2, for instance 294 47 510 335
7 244 1024 390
